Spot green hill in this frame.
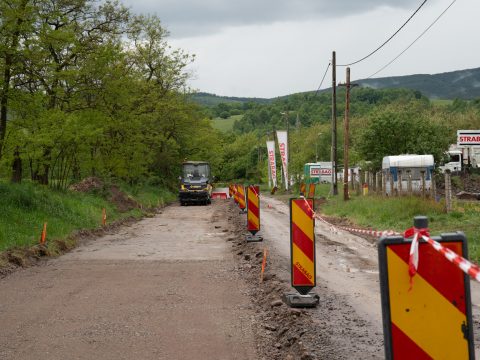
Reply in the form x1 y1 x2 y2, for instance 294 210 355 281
357 67 480 100
189 92 271 107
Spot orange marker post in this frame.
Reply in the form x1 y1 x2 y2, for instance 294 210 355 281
260 248 268 283
40 222 47 245
102 208 107 226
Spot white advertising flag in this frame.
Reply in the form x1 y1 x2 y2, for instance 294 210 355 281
266 141 277 187
276 130 288 190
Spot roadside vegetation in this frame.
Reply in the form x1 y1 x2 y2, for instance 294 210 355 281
0 0 218 256
0 180 175 253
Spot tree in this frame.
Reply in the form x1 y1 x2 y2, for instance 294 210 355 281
356 102 450 169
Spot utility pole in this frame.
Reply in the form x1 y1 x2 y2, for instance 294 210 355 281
331 51 338 195
339 67 358 201
286 110 290 191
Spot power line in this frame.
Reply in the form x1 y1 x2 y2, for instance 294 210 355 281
368 0 457 78
338 0 428 67
313 62 331 97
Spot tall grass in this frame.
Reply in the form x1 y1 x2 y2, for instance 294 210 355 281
0 181 174 252
319 191 480 261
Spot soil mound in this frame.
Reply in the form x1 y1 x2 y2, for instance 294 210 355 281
69 177 103 192
109 185 139 212
70 177 139 212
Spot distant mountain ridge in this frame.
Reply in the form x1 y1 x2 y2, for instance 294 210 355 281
192 67 480 104
357 67 480 100
190 92 271 107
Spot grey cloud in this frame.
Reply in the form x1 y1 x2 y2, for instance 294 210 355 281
123 0 424 37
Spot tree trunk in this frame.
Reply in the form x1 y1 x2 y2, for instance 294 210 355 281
0 0 29 162
11 148 22 183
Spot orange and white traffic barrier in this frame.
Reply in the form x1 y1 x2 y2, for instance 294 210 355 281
237 184 246 211
378 216 475 359
247 185 260 235
290 198 316 295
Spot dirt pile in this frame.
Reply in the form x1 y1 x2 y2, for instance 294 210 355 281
436 172 480 198
69 176 104 192
70 177 139 212
109 185 139 212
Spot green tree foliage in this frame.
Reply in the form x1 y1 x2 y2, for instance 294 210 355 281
356 102 451 169
0 0 221 188
232 88 428 135
219 132 260 180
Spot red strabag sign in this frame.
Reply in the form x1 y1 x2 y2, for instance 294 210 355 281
457 130 480 146
276 130 288 190
266 141 277 187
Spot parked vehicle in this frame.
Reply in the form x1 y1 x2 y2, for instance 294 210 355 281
439 144 480 173
439 149 462 173
382 155 434 195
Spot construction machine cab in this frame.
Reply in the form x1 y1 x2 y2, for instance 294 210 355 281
179 161 213 205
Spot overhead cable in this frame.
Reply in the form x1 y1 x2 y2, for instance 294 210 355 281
313 62 331 97
368 0 457 78
338 0 428 67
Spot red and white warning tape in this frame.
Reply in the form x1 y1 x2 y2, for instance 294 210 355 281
299 196 480 283
404 227 480 283
299 196 399 238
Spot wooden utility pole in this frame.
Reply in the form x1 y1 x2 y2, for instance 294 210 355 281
331 51 338 195
285 110 290 191
339 67 357 201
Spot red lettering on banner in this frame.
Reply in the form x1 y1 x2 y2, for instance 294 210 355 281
279 143 288 179
268 150 276 178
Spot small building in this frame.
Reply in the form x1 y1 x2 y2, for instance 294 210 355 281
382 155 434 195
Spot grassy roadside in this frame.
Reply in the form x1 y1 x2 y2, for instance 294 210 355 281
0 180 176 258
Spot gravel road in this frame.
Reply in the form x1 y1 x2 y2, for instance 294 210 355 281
0 202 257 360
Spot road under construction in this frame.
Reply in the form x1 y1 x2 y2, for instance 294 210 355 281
1 195 480 359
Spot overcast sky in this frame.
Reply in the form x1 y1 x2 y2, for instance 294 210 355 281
122 0 479 98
